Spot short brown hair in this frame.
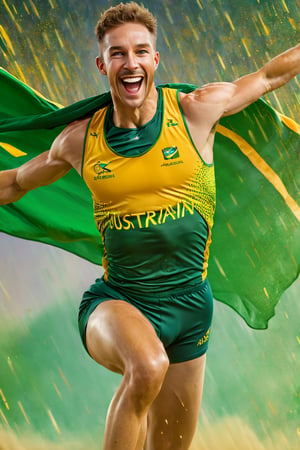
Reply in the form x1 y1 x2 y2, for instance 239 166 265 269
95 2 157 44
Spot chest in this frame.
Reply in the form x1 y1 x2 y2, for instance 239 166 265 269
84 116 201 204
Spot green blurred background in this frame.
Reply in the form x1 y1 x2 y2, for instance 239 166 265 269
0 0 299 448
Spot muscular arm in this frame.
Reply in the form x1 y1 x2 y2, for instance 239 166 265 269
223 43 300 116
0 150 72 205
0 118 89 205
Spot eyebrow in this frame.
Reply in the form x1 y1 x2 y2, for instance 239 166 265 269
108 43 152 52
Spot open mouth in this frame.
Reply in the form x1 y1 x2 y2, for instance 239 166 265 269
121 76 143 94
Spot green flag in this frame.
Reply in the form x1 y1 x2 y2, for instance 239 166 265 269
0 67 299 329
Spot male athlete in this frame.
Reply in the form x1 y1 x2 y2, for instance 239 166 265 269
0 2 299 449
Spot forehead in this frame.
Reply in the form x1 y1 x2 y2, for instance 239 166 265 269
100 22 155 52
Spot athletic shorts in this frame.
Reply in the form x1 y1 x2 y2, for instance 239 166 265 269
78 278 213 364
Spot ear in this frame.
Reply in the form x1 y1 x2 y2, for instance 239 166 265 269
154 51 160 71
96 56 107 76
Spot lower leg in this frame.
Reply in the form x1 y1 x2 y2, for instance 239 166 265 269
103 381 145 450
135 415 147 450
103 362 168 450
145 355 206 450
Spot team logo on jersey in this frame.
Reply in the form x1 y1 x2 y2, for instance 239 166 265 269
93 161 115 180
167 118 178 127
162 146 180 160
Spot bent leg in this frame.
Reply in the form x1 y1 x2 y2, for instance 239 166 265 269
145 354 206 450
86 300 169 450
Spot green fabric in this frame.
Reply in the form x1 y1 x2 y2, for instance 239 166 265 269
0 67 299 329
105 87 163 156
102 210 209 293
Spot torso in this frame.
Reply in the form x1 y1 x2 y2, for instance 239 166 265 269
80 87 216 294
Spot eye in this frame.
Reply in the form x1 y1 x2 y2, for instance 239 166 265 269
111 51 123 57
137 49 148 55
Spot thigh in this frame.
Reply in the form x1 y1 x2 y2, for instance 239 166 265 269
86 299 167 374
145 354 206 450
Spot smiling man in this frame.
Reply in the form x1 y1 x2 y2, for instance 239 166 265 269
0 2 299 449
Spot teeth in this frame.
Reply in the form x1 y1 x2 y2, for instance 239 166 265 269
122 77 142 83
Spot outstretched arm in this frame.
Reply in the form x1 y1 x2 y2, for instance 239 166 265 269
0 150 72 205
223 43 300 116
0 118 90 205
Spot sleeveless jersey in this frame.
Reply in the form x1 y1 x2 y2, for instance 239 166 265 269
82 87 216 294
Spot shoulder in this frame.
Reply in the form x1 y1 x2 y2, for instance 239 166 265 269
178 82 237 135
54 118 91 150
179 82 236 113
50 117 91 172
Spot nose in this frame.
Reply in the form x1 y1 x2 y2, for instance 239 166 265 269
125 51 138 70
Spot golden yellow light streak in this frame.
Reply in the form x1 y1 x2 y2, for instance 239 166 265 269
196 0 203 10
59 60 70 79
13 60 28 84
28 0 41 18
58 367 72 390
268 401 278 416
224 12 235 31
185 16 199 42
253 115 268 142
7 357 16 375
217 124 300 222
64 18 72 33
279 216 289 232
162 31 171 49
0 281 12 302
0 26 16 56
252 18 262 37
18 401 30 424
257 12 270 35
54 29 64 48
0 408 8 425
281 0 290 13
20 36 62 103
248 129 257 145
226 222 236 236
0 389 10 410
251 243 261 261
216 52 226 71
230 193 238 206
52 381 62 399
288 17 296 30
47 409 61 434
241 38 251 57
2 0 21 33
263 287 270 299
213 256 226 278
42 31 52 50
23 2 30 15
246 252 256 269
53 62 65 84
270 90 286 114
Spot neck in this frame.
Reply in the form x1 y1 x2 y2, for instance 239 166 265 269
112 86 158 128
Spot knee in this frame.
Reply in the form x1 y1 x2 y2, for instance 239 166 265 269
126 350 169 410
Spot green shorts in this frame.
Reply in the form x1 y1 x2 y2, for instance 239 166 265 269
78 278 213 364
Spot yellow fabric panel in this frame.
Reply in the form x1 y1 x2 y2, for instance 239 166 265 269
82 88 216 231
